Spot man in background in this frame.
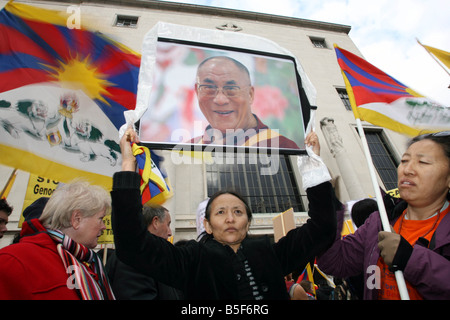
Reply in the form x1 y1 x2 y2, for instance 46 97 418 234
106 204 183 300
0 199 13 240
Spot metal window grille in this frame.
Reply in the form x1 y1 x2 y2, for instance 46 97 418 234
115 15 138 27
364 130 399 191
336 88 352 111
310 37 327 48
206 154 304 213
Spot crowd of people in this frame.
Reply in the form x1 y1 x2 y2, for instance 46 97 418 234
0 128 448 300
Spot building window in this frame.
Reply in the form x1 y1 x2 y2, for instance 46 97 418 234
310 37 327 48
206 154 304 214
364 130 398 191
336 88 352 111
114 15 139 28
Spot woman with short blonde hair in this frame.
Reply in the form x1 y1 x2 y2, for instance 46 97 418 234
0 179 114 300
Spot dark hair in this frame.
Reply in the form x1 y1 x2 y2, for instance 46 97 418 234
351 198 378 228
0 198 13 216
408 131 450 201
408 131 450 162
204 190 253 222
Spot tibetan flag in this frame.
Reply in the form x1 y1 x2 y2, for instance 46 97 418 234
0 2 140 189
296 262 316 295
418 41 450 70
132 143 173 205
297 263 314 283
334 45 450 136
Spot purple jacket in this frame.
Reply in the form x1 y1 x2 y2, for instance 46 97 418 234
317 202 450 300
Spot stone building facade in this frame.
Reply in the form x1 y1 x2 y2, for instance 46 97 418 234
0 0 408 247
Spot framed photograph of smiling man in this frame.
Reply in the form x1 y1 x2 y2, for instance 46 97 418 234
138 37 310 154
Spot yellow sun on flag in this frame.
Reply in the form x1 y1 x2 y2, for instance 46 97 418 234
48 55 112 104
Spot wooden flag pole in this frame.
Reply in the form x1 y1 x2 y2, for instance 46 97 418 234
0 169 17 199
355 119 410 300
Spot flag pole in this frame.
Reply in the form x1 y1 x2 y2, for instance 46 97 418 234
355 119 410 300
417 39 450 77
335 43 409 299
0 168 17 199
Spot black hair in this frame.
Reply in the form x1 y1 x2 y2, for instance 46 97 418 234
204 190 253 223
351 198 378 228
408 131 450 201
0 198 13 216
408 131 450 162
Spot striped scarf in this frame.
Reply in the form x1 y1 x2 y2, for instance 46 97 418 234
47 229 115 300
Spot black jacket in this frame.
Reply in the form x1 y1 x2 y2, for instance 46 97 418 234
111 171 337 300
105 250 183 300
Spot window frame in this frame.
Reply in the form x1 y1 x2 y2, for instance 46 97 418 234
362 128 399 191
309 36 328 49
205 153 304 214
114 15 139 28
336 87 352 111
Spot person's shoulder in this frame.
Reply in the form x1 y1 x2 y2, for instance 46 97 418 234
0 239 47 265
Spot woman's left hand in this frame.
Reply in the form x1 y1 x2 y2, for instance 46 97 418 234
120 127 139 172
305 131 320 156
378 230 401 267
378 229 413 271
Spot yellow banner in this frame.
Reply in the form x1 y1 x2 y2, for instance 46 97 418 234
98 215 114 244
1 144 113 191
18 174 59 227
387 188 400 198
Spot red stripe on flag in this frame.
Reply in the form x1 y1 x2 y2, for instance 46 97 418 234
96 45 141 75
105 87 136 110
0 24 54 63
336 47 407 89
0 68 52 92
352 86 411 106
71 28 95 58
23 18 71 61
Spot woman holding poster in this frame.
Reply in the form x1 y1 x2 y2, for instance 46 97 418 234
111 129 338 300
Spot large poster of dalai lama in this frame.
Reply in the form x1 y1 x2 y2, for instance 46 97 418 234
138 37 309 154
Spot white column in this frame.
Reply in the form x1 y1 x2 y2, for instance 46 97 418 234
320 117 365 200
